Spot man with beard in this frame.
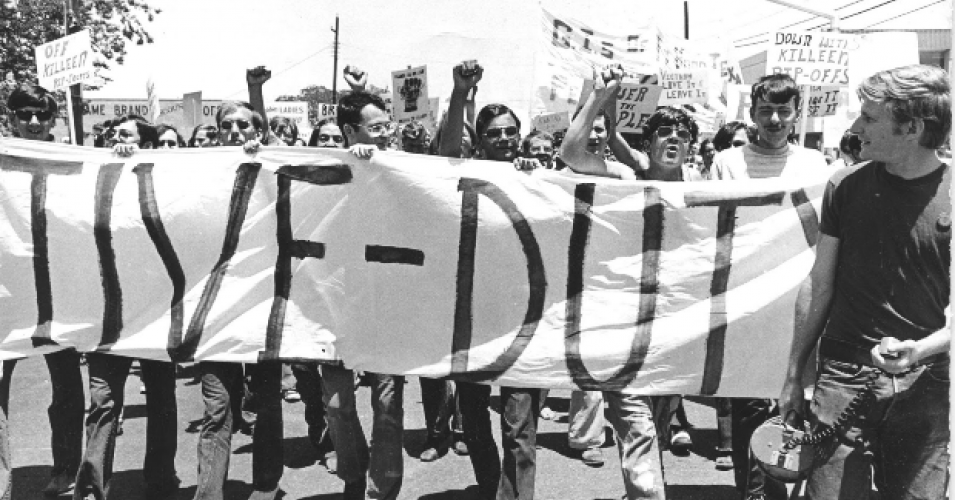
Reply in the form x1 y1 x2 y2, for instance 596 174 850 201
558 65 701 500
1 84 86 498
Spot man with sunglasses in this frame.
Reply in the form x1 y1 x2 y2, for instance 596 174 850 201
1 84 86 498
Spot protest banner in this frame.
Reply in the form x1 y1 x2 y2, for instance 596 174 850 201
0 139 828 397
806 86 843 118
35 29 95 92
531 112 570 134
658 69 709 106
392 65 430 126
766 30 860 86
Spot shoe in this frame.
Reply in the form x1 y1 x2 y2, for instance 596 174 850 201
715 453 734 471
419 447 441 462
452 439 469 456
670 430 692 456
323 451 338 475
540 406 557 420
283 389 301 403
42 472 75 496
580 447 605 467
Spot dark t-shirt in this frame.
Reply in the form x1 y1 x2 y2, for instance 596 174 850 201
820 161 951 348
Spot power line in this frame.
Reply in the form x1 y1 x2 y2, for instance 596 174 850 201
862 0 945 28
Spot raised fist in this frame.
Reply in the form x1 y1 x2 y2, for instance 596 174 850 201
452 60 483 92
399 77 423 112
246 66 271 86
344 65 367 91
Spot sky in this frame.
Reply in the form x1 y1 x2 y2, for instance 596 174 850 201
84 0 951 112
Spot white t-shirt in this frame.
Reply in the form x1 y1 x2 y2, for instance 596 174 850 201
711 144 828 179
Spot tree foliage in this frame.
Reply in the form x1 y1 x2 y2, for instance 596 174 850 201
0 0 159 130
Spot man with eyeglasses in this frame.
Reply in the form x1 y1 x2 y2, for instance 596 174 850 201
1 84 86 498
558 65 702 500
318 88 404 500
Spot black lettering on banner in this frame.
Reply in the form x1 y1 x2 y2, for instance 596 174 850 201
685 191 785 395
132 163 187 359
450 178 547 381
0 155 82 346
790 189 819 247
93 163 126 350
566 185 664 390
175 163 261 361
259 164 349 362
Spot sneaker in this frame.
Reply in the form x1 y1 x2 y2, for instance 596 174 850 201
42 472 75 496
452 439 469 456
540 406 557 420
670 430 692 456
283 389 301 403
580 447 605 467
419 447 441 462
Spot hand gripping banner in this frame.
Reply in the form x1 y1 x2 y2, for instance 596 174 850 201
0 139 829 397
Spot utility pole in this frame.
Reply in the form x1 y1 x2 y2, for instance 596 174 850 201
331 15 339 104
684 1 689 40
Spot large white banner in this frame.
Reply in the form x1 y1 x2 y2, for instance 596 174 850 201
0 139 829 396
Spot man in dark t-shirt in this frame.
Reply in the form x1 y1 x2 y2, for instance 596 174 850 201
779 64 951 499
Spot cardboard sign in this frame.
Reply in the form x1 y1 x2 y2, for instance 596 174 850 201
392 65 430 126
766 31 860 86
0 139 831 397
806 86 842 118
658 70 709 106
35 30 95 91
532 111 570 134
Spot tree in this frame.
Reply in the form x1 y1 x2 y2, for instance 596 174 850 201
0 0 159 132
277 82 390 127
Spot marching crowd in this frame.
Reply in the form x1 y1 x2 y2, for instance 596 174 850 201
2 58 950 500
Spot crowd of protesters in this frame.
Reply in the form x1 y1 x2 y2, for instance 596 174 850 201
2 58 950 500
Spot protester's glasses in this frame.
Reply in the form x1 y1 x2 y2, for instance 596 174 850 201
361 122 396 136
220 119 251 131
655 126 692 141
319 134 344 143
484 126 519 139
159 140 178 148
731 140 747 148
15 109 53 122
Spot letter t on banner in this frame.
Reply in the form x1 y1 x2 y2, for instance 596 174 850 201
183 91 202 131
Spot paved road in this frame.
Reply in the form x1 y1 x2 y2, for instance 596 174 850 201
8 356 740 499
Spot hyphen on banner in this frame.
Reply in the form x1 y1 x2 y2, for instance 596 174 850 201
532 112 570 134
392 65 431 126
767 31 860 86
35 29 94 92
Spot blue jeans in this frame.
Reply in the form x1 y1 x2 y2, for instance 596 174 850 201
604 392 666 500
807 358 950 500
194 361 283 500
74 354 178 500
321 365 404 500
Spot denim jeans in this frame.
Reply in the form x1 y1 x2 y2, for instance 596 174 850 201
605 392 666 500
568 391 605 450
806 358 950 500
194 361 283 500
45 349 86 477
321 365 404 500
74 354 178 500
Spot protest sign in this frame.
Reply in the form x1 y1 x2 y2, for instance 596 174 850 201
659 70 709 106
806 86 843 118
392 65 430 126
532 112 570 134
317 103 337 121
766 31 860 86
0 139 828 397
35 29 95 91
